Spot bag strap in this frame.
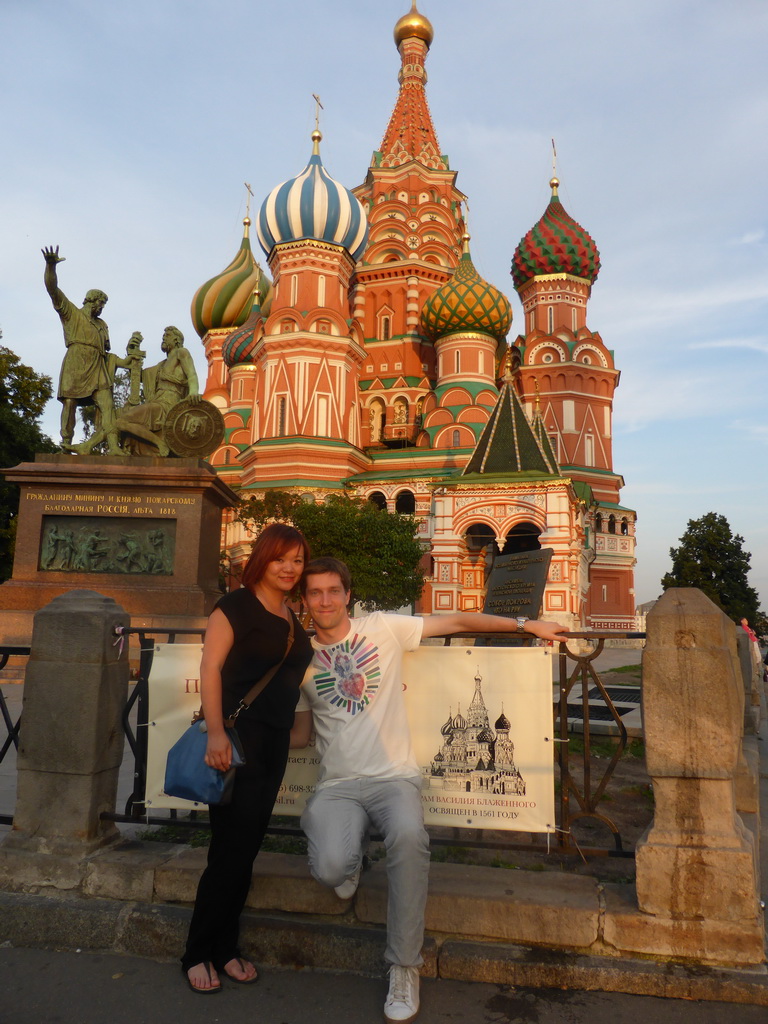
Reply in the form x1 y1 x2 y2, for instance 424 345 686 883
224 614 295 726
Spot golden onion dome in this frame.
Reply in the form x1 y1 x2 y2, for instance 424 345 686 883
394 1 434 49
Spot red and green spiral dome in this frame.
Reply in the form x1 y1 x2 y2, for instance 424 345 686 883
511 178 600 290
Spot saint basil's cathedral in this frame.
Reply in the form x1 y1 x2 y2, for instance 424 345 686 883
191 3 636 631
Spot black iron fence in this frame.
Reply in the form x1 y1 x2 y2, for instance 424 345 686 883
102 628 646 858
1 633 646 855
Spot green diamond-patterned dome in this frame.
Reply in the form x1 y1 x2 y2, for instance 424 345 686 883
421 238 512 344
512 178 600 290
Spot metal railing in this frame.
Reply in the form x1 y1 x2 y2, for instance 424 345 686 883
106 628 646 858
0 645 29 826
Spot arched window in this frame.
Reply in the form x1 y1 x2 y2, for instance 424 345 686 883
621 517 629 536
381 316 390 341
595 513 603 532
547 306 554 333
277 397 287 437
368 491 387 510
452 429 461 447
395 490 415 514
584 434 595 467
500 521 542 555
368 399 386 443
608 514 616 535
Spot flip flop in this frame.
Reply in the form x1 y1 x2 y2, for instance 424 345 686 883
223 957 259 985
185 961 222 995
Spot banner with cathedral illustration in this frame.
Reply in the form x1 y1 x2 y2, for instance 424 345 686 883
400 646 555 833
276 645 555 834
146 643 555 833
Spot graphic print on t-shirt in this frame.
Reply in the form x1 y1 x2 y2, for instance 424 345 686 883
312 633 380 714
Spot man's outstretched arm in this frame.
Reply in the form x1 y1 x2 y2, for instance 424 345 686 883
420 612 569 643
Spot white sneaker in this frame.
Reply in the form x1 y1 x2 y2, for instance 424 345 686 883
384 964 420 1023
333 862 362 899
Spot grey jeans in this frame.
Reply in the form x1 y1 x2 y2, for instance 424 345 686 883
300 776 430 966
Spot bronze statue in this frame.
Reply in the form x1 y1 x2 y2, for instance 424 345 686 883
115 326 201 456
43 246 223 458
42 245 124 454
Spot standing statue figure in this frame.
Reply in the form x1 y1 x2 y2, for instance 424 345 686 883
42 245 123 454
114 326 201 456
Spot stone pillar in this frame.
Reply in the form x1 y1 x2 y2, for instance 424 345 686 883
4 589 129 857
633 588 763 962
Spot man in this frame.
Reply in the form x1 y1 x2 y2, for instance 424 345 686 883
291 557 568 1024
42 245 122 453
113 325 201 456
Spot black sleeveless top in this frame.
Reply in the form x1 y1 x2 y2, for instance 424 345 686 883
215 588 312 730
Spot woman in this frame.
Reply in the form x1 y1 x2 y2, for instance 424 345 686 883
182 523 313 994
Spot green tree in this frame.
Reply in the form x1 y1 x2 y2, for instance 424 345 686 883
661 512 762 624
0 343 59 580
235 490 424 611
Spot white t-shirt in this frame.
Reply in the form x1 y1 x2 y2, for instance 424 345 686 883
296 612 424 788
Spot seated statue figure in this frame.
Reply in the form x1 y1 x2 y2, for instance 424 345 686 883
115 325 201 456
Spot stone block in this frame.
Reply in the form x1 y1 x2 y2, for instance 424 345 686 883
246 851 348 915
116 901 191 961
18 591 128 776
602 882 765 967
83 841 180 902
439 939 768 1003
237 912 438 976
635 827 759 921
642 776 747 850
152 844 206 903
0 456 237 633
0 846 86 891
735 735 760 815
0 890 120 950
355 861 600 948
643 589 743 778
12 767 122 846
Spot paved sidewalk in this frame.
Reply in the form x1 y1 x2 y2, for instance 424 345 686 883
0 946 762 1024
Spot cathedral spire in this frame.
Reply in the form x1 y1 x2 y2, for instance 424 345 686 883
462 374 561 479
378 3 443 170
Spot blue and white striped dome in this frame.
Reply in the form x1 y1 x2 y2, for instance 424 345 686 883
257 131 369 263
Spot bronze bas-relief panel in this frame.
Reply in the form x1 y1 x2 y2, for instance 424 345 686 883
39 516 177 576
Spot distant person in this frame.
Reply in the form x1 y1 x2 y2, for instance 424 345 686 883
291 556 568 1023
740 617 758 644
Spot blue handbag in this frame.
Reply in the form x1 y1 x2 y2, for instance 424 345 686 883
164 721 245 806
164 617 294 805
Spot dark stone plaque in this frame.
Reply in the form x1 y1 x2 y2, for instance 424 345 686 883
483 548 554 620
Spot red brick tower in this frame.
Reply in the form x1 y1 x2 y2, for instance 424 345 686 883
511 177 636 627
351 2 467 448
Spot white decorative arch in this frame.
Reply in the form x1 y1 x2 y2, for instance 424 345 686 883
573 343 609 367
528 340 568 363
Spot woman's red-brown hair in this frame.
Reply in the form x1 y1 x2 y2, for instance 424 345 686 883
241 523 310 590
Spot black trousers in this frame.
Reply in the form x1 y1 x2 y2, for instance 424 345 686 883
181 719 289 972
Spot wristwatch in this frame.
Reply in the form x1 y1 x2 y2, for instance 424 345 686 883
516 616 527 632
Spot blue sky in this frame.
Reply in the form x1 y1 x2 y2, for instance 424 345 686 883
1 0 766 612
